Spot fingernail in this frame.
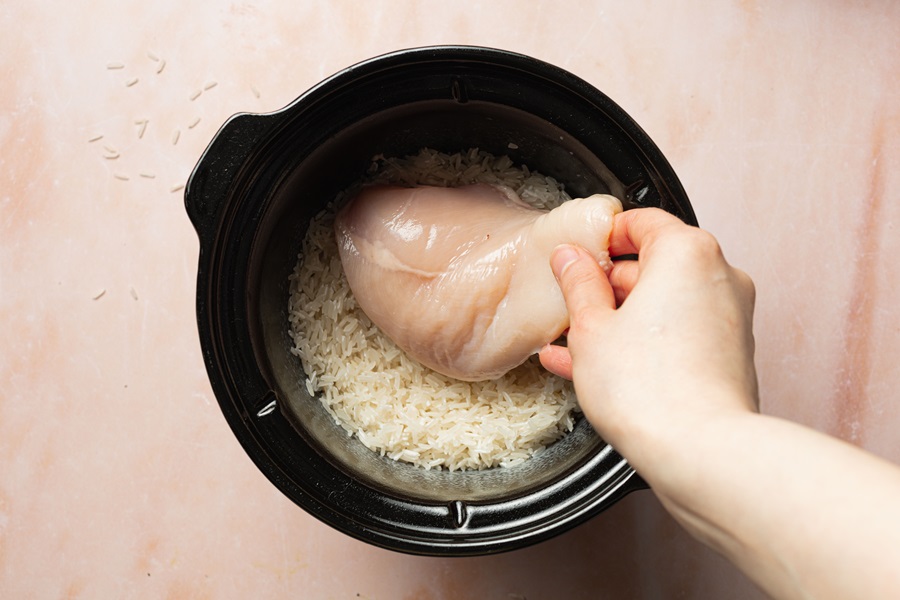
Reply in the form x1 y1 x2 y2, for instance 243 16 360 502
551 244 580 278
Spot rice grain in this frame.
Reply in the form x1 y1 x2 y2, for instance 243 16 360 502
288 148 580 471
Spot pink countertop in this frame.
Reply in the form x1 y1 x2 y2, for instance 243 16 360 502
2 1 899 598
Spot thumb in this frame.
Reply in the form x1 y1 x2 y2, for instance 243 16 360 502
550 244 616 329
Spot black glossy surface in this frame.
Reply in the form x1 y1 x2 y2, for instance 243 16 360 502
185 46 696 556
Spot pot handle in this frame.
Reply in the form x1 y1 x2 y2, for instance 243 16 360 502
184 112 278 244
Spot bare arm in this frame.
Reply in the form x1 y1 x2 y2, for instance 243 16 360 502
539 208 900 600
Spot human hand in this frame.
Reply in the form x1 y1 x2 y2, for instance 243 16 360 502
537 208 900 600
539 207 759 458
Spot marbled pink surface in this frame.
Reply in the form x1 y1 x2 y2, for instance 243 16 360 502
2 1 899 598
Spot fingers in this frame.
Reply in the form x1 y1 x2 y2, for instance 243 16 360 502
538 344 573 380
608 260 639 305
542 245 615 380
550 244 616 328
608 207 688 257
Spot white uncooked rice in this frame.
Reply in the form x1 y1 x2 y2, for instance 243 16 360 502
288 148 579 471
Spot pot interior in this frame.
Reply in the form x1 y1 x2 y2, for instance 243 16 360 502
251 98 636 502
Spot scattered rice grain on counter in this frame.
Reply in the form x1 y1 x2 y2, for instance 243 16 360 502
288 148 580 471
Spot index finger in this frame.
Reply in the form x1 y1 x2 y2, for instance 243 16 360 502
608 207 691 257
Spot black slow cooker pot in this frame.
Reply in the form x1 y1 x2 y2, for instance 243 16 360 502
185 46 696 556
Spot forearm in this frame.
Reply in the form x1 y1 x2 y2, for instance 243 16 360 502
616 409 900 600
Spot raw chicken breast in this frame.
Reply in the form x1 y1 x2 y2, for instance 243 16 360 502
334 183 622 381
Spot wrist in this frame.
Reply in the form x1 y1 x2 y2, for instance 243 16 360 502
595 392 758 487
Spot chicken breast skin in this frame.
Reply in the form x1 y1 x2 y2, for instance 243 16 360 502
334 183 622 381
